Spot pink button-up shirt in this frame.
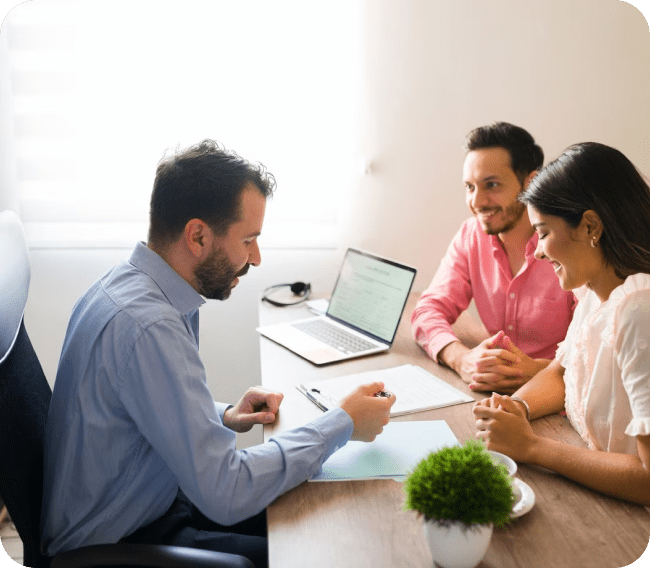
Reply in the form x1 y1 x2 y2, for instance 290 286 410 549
412 217 576 362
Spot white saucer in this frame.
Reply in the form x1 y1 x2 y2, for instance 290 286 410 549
511 478 535 518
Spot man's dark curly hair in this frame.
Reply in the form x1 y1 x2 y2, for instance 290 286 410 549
148 140 275 248
463 122 543 184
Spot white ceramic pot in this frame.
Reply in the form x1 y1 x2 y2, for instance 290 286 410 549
423 520 493 568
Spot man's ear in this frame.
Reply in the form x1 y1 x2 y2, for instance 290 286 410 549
580 210 603 246
523 169 538 189
184 219 211 259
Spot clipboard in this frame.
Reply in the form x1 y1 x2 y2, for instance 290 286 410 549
297 364 473 417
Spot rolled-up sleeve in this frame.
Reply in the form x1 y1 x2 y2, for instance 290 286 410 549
411 225 473 362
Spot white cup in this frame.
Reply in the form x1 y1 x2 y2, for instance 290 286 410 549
487 450 517 477
488 450 521 503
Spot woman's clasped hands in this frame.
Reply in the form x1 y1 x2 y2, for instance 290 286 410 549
473 393 538 463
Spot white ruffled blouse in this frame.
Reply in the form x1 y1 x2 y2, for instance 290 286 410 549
556 273 650 455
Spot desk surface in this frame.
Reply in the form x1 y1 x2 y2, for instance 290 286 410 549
260 296 650 568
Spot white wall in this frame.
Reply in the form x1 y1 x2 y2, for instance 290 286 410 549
345 0 650 291
19 0 650 447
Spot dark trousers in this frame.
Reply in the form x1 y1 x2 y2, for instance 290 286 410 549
122 490 268 568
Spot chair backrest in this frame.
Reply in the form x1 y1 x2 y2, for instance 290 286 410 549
0 211 52 568
0 211 31 366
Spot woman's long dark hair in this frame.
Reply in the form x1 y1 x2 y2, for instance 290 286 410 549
520 142 650 279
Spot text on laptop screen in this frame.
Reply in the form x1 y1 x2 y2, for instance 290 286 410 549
326 250 416 343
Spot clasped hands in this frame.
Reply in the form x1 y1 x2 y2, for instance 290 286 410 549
473 393 537 462
461 331 546 393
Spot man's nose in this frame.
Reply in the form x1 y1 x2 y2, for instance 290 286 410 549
469 188 488 210
249 239 261 267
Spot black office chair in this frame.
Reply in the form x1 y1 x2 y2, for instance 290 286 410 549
0 211 254 568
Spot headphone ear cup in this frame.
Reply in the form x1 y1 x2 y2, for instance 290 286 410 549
262 282 311 307
290 281 309 295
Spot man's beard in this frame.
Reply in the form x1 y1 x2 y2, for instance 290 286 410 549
479 200 526 235
194 246 249 300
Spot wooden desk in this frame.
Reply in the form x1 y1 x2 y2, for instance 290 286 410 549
260 296 650 568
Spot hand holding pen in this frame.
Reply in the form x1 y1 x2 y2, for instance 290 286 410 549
339 381 396 442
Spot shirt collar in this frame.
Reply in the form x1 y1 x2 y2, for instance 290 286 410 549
524 231 539 259
129 242 205 315
487 229 539 259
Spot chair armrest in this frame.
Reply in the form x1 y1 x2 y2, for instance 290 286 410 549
50 542 255 568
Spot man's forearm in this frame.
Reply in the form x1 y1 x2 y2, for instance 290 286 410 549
438 340 471 379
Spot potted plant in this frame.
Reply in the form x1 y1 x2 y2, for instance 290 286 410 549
404 440 515 568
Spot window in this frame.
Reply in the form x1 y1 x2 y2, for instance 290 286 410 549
1 0 363 248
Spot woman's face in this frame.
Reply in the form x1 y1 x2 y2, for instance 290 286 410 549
528 205 598 292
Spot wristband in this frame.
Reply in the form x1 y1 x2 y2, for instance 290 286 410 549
510 396 530 421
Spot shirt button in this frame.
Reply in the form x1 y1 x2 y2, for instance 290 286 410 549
507 325 514 331
509 293 516 299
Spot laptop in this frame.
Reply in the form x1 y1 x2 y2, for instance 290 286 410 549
257 248 417 365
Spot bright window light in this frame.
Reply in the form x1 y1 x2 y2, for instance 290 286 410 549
1 0 363 247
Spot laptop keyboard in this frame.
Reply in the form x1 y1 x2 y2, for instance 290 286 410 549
292 319 377 354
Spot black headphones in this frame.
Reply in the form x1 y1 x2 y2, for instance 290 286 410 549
261 282 312 307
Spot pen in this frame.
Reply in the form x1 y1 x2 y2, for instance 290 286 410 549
305 388 329 412
374 390 391 398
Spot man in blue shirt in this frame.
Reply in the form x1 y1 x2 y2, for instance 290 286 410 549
41 140 395 568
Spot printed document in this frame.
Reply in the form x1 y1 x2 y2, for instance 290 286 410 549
298 364 473 417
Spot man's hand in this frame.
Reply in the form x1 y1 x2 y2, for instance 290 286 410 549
339 381 396 442
441 334 522 393
442 332 546 394
471 332 549 393
224 386 284 433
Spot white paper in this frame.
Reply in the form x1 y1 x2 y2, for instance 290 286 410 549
299 364 473 417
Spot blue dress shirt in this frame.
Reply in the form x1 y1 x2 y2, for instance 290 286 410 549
41 242 353 556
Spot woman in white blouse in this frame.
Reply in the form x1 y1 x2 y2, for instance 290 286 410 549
473 142 650 506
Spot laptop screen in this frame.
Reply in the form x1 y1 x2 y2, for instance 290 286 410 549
326 249 417 344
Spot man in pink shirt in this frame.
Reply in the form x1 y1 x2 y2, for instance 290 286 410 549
412 123 576 393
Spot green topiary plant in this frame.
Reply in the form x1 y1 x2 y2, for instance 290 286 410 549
404 440 514 530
